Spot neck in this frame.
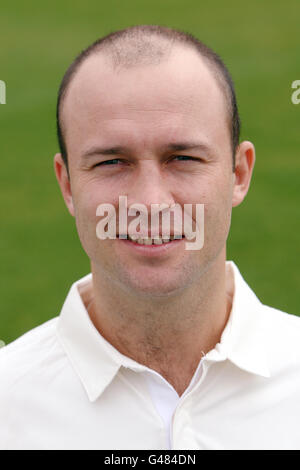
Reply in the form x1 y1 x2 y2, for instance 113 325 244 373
80 256 234 396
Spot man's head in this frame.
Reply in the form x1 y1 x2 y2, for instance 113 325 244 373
54 25 255 297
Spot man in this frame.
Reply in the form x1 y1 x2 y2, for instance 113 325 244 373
1 24 300 450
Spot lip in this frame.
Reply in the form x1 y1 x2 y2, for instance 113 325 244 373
117 237 185 257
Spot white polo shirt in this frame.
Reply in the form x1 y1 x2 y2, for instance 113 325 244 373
1 261 300 450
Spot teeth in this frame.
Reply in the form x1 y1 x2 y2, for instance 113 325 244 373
127 236 174 245
120 234 184 243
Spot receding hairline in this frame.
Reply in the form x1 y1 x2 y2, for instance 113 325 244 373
56 25 240 173
59 37 175 136
59 41 231 140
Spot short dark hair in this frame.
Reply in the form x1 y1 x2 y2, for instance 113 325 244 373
56 25 240 175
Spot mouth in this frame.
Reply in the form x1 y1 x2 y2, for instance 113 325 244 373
118 234 185 245
115 233 186 259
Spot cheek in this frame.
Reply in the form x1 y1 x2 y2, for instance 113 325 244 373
203 183 234 248
182 172 233 210
190 170 233 238
72 186 105 254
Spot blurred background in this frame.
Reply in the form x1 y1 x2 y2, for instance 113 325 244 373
0 0 299 344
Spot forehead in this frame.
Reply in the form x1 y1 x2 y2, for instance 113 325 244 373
61 46 230 156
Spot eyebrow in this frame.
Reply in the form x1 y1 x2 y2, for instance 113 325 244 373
81 141 213 158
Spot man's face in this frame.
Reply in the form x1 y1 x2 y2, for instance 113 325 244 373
56 46 251 296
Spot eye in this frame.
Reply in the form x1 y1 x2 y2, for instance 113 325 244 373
171 155 200 162
95 158 123 167
174 155 193 161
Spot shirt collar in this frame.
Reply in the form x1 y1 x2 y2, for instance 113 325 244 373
56 261 270 402
56 274 150 402
205 262 270 378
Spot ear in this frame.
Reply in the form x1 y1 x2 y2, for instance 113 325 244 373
54 153 75 217
232 141 256 208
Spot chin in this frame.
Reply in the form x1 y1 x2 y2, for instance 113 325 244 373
118 269 192 299
128 284 184 299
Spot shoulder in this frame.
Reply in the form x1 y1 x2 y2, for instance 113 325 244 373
0 318 66 391
260 303 300 372
261 303 300 334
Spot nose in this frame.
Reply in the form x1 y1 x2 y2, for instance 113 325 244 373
119 159 184 238
126 159 175 209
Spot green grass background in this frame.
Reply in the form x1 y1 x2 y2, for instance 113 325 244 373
0 0 299 344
